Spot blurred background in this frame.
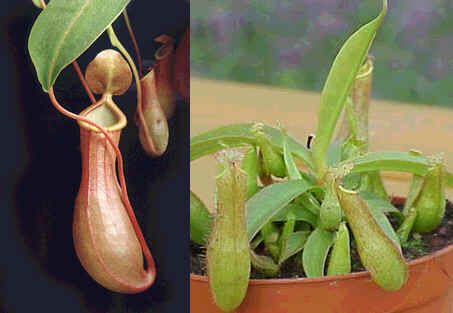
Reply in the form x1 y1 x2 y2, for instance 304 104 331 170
192 0 453 107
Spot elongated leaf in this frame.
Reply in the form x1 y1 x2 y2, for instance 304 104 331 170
368 202 401 248
327 222 351 276
250 250 280 277
356 192 401 247
190 191 212 245
403 174 425 215
279 231 310 265
302 228 334 277
326 141 343 167
260 222 280 261
271 204 318 227
283 132 302 179
397 207 417 244
312 0 387 175
360 191 400 215
246 180 319 241
191 123 312 168
284 132 322 214
346 151 430 176
29 0 130 91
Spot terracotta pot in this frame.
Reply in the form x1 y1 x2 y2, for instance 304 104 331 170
74 99 154 293
190 198 453 313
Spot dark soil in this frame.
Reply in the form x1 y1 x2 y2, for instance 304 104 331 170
190 200 453 279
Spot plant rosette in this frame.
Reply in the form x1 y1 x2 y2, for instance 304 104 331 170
190 1 453 312
191 199 453 313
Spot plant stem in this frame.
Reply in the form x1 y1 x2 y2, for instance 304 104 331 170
123 9 143 77
72 61 96 104
48 88 155 276
107 25 160 155
38 0 96 104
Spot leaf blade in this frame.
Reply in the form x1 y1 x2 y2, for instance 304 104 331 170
346 151 430 176
191 123 312 168
190 191 212 245
28 0 130 91
246 180 318 241
302 228 334 277
312 0 388 175
279 231 310 265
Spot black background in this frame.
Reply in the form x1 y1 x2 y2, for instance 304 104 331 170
0 1 189 312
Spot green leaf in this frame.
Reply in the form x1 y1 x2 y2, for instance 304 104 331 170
326 141 343 167
260 222 280 261
190 191 212 245
284 131 322 214
279 231 310 265
360 171 388 200
403 174 425 215
250 250 280 277
283 132 302 179
302 228 334 277
327 222 351 276
312 0 387 175
191 123 312 168
368 200 401 248
271 203 318 227
246 180 319 241
346 151 430 176
28 0 130 91
360 190 402 247
397 207 417 244
360 191 401 215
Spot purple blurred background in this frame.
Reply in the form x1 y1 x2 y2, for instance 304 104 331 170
192 0 453 106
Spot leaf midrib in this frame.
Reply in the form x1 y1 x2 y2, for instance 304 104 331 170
46 0 91 88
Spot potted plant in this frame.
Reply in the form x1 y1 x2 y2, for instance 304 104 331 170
190 1 453 312
27 0 187 294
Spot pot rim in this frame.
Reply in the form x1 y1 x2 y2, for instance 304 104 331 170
190 196 453 286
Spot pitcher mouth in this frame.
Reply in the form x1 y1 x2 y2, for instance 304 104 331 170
78 95 127 132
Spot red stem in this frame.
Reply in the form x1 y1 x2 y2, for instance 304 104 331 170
39 0 96 104
72 61 96 104
123 10 143 77
48 88 155 275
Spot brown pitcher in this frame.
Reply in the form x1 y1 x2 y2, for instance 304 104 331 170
73 96 155 293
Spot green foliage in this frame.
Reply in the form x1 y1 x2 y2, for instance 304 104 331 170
190 191 212 245
28 0 130 91
327 222 351 276
246 180 318 241
190 2 453 310
302 228 334 277
191 123 312 167
312 0 387 175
